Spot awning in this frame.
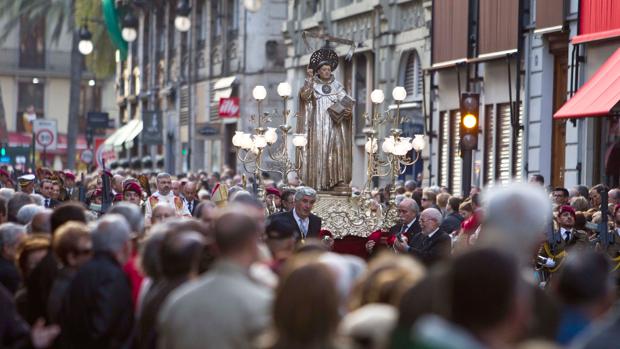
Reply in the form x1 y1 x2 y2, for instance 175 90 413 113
212 75 237 102
106 119 141 150
104 121 134 149
554 48 620 119
122 120 143 149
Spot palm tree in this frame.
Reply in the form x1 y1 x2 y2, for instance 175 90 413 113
0 0 115 170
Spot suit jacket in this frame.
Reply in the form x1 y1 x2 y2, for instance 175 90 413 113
43 198 60 209
408 229 451 266
270 210 322 240
390 219 422 242
185 199 200 216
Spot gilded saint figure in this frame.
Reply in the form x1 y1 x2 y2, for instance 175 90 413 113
297 47 353 191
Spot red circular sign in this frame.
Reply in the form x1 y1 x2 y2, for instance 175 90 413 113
35 130 54 147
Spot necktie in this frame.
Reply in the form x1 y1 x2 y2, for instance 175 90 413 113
299 218 308 237
188 202 192 212
45 199 50 208
565 231 570 243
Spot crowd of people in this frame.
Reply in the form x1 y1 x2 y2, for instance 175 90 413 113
0 166 619 349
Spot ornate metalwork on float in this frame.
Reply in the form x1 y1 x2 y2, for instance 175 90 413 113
314 86 426 238
231 84 308 199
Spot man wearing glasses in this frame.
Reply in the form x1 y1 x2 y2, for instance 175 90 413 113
365 198 421 255
394 208 451 266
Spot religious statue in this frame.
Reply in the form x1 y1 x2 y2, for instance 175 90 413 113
297 47 354 191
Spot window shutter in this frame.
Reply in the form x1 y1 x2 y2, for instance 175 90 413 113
450 110 462 196
404 51 422 98
484 105 495 186
439 111 450 187
513 104 524 181
496 104 512 183
180 85 189 126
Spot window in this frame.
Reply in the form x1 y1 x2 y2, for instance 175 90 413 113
17 82 44 132
483 105 495 186
303 0 320 18
403 50 422 99
212 0 222 42
80 84 102 134
19 15 45 69
513 103 524 181
450 110 462 196
496 103 512 183
439 111 450 188
353 54 369 137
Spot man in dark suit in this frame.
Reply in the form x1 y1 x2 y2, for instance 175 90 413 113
269 186 321 243
40 179 60 209
394 208 451 266
365 198 421 255
182 181 200 216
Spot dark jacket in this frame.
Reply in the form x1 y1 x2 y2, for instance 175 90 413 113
47 267 77 324
0 285 31 349
270 210 322 240
0 254 20 295
24 251 58 323
408 229 451 266
440 212 464 235
391 219 422 242
59 252 134 349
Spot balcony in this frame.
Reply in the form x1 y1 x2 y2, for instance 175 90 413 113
0 48 79 77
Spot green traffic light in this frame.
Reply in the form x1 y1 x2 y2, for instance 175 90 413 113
0 148 5 157
182 149 187 156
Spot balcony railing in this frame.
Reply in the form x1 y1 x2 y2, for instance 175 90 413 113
0 48 75 76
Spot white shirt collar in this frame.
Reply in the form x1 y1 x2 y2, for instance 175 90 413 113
292 208 308 224
404 217 417 231
427 228 440 239
560 227 570 240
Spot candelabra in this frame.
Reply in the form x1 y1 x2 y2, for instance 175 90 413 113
232 84 307 198
360 86 426 227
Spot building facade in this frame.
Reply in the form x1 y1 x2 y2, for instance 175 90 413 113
283 0 431 188
113 0 287 175
0 15 115 171
525 0 620 188
430 0 619 195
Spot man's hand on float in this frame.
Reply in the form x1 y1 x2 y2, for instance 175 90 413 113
393 236 409 253
365 240 376 253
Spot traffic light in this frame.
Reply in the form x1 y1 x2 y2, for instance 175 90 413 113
460 92 479 151
0 146 5 157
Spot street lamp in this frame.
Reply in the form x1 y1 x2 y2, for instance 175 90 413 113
121 12 138 42
243 0 263 12
78 25 94 55
175 0 192 32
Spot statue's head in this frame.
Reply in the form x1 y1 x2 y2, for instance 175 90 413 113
310 47 339 78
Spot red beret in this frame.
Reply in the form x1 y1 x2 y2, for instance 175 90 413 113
0 169 9 177
265 187 281 197
64 171 76 180
123 182 143 195
559 205 576 218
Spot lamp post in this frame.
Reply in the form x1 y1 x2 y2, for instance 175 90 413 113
78 26 94 55
121 12 138 43
232 83 307 197
362 86 426 227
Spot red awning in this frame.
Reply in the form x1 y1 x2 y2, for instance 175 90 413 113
554 48 620 119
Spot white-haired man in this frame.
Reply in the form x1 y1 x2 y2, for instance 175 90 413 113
269 186 321 243
394 208 451 266
145 173 190 224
